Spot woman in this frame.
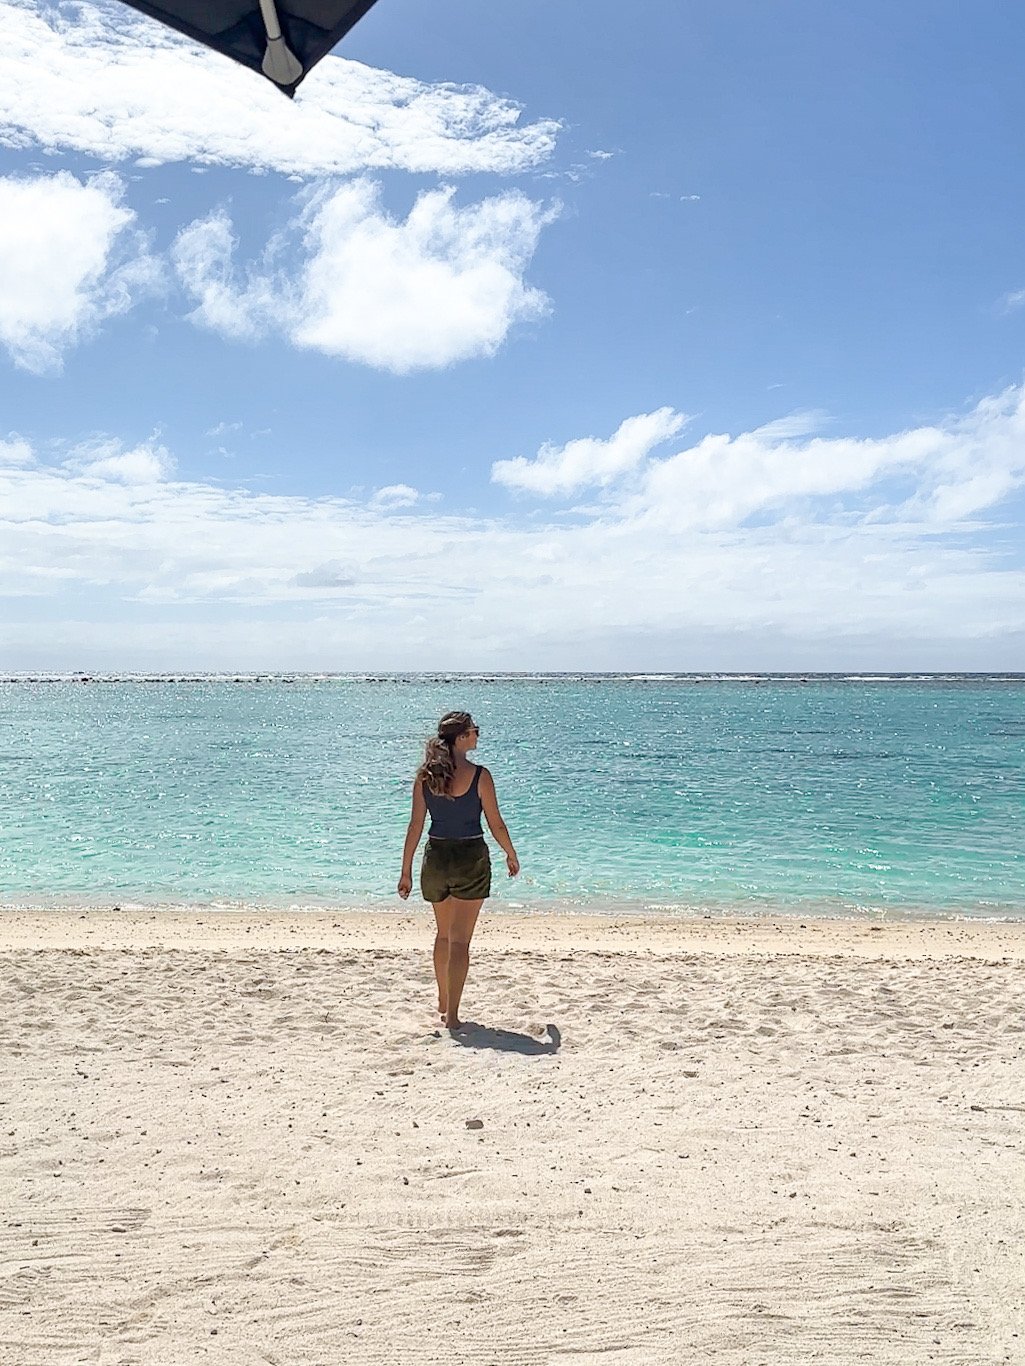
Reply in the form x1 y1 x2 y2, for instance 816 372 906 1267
397 711 519 1030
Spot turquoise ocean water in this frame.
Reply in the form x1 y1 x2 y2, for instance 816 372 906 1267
1 674 1022 919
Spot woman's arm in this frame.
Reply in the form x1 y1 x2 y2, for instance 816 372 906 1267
397 780 427 899
478 767 519 877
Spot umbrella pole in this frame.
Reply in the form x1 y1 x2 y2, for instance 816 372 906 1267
258 0 304 87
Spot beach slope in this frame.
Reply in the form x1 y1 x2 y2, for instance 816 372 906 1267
2 909 1023 1364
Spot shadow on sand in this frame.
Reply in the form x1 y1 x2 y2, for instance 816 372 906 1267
449 1022 561 1055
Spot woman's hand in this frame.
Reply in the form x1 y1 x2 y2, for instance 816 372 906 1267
506 851 520 878
397 872 412 900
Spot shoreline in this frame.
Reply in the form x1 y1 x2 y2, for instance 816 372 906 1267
4 889 1025 925
3 904 1025 960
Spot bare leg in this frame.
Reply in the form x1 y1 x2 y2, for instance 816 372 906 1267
431 901 454 1016
445 898 483 1030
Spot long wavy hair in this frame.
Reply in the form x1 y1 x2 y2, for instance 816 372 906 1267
416 711 475 797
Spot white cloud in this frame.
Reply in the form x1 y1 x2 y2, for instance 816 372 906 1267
491 408 688 496
3 389 1025 668
372 484 421 509
490 390 1025 539
172 208 280 343
631 426 936 531
291 559 357 590
0 0 559 177
998 288 1025 313
173 179 554 371
0 436 34 466
69 439 175 485
0 170 161 372
292 182 553 369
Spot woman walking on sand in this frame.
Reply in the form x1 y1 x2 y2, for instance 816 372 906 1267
398 711 519 1030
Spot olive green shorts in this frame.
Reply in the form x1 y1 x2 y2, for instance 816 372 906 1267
421 837 491 903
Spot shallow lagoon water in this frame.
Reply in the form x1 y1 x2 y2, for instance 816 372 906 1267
1 674 1022 918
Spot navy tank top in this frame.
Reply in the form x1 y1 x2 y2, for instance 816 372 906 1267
424 766 484 840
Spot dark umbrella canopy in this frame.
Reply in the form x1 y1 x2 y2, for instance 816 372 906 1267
116 0 381 96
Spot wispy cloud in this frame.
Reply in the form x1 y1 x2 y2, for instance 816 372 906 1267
496 390 1025 537
4 388 1025 667
173 179 556 371
750 410 831 441
0 170 161 372
0 0 560 177
492 408 688 496
171 208 281 345
998 287 1025 314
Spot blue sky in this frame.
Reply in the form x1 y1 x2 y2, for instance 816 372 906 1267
2 0 1025 669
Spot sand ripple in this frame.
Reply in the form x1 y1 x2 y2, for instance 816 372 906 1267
1 911 1023 1363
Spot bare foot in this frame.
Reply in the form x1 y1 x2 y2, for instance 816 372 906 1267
444 1013 462 1031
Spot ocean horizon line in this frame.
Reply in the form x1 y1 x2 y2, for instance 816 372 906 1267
4 670 1025 685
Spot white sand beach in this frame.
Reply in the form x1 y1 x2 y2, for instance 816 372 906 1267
2 908 1024 1364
